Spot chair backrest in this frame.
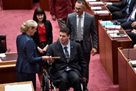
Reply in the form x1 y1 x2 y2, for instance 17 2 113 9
0 34 7 53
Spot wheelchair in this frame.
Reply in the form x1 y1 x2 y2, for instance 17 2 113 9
42 71 85 91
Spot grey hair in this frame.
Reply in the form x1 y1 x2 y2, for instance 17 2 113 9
76 0 85 7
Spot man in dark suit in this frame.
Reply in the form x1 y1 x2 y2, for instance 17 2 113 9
46 27 87 91
66 0 97 90
126 22 136 47
106 0 135 20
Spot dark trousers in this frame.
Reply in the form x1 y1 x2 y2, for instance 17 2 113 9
107 5 126 20
127 31 136 47
76 41 91 85
17 72 36 90
58 70 82 91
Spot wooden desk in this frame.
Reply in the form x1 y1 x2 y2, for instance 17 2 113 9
98 20 132 84
85 0 112 53
0 52 17 83
40 0 50 11
0 81 34 91
118 48 136 91
2 0 33 10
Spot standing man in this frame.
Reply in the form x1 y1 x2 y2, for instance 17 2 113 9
49 0 75 29
46 27 87 91
66 0 97 90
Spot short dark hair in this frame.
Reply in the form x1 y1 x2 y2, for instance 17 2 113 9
60 27 70 35
76 0 85 6
33 7 46 23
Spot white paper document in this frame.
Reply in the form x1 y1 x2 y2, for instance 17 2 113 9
129 60 136 64
107 30 119 34
105 25 121 29
5 84 32 91
89 1 103 5
91 6 102 10
100 20 113 24
0 53 6 58
94 10 109 15
86 0 96 2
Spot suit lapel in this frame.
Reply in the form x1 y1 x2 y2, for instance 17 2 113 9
83 12 87 35
70 41 74 61
74 13 77 35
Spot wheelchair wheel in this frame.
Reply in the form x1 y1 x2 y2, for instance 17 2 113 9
43 72 49 91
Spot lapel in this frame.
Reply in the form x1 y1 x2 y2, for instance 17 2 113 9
74 12 77 35
69 41 74 61
83 12 87 35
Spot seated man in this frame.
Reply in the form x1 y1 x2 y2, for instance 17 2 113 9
127 29 136 47
106 0 135 20
46 27 87 91
117 10 136 30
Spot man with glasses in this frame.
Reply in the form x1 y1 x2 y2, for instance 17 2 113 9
66 0 97 90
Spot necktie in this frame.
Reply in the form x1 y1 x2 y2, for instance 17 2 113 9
76 16 83 40
126 0 131 14
64 46 69 62
127 3 136 21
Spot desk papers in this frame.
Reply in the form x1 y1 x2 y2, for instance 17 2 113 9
89 1 104 5
5 84 32 91
94 10 109 15
0 54 6 58
105 25 121 29
86 0 96 2
91 6 102 10
107 30 119 34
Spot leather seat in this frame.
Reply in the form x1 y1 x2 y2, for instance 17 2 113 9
0 34 10 53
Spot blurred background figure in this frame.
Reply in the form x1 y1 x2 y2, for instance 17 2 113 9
49 0 75 29
32 7 53 91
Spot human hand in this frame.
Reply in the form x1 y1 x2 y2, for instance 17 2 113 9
51 14 56 21
49 58 54 64
42 56 52 60
131 29 136 34
82 77 87 83
37 46 44 54
92 48 97 56
43 45 49 52
131 21 136 28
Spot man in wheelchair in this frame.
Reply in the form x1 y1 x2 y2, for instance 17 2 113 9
46 27 87 91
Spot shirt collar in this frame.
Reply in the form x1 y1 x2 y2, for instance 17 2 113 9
61 40 70 49
76 11 85 18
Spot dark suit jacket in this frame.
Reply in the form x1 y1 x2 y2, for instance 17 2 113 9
32 20 53 47
46 40 86 80
107 0 136 16
49 0 75 18
16 33 42 73
66 12 97 53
